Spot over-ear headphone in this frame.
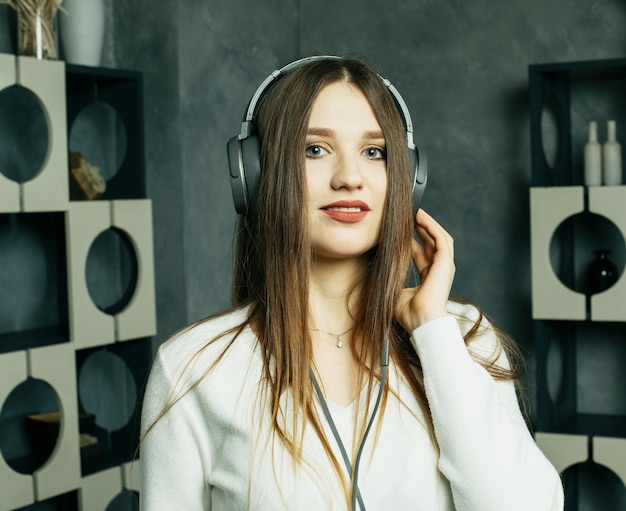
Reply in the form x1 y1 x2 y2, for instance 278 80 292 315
227 56 428 218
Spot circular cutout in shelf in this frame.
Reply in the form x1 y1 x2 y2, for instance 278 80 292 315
69 101 127 183
78 349 138 432
85 227 138 315
549 211 626 295
105 489 140 511
0 86 49 183
562 461 626 509
0 377 60 474
546 334 565 405
541 92 563 171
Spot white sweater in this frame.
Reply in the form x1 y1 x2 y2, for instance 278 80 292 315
140 302 564 510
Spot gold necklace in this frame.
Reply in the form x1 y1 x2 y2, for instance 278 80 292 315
309 327 353 348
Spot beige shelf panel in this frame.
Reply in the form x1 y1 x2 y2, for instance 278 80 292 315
79 466 123 511
537 432 626 488
0 350 34 511
66 201 116 348
16 57 69 212
530 187 586 320
66 200 156 347
593 436 626 488
121 459 141 493
28 344 81 501
588 186 626 321
0 54 20 213
535 432 589 474
111 199 157 341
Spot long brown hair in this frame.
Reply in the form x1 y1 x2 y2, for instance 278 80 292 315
231 56 522 494
145 56 522 505
232 55 414 463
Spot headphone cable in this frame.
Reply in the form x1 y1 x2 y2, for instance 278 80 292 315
309 336 389 511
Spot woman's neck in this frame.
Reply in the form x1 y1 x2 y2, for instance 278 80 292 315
308 257 366 331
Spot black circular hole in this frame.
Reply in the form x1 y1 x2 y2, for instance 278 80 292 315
69 101 127 183
78 349 137 433
105 489 139 511
85 228 138 315
549 211 625 295
0 85 49 183
0 378 60 474
562 461 626 509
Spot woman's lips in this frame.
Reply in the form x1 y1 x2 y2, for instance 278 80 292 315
321 201 370 223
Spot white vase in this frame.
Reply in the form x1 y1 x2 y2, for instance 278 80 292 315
602 120 622 186
59 0 105 67
584 121 602 186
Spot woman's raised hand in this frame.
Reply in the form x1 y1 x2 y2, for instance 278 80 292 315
394 209 456 334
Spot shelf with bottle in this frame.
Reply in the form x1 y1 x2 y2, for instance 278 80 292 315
583 119 623 186
529 57 626 188
530 185 626 322
529 59 626 448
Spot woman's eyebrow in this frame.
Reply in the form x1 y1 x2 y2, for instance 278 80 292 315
363 130 385 141
306 127 385 141
306 127 335 137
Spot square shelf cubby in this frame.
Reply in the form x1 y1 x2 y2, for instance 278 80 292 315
65 64 145 202
0 212 69 354
75 338 151 477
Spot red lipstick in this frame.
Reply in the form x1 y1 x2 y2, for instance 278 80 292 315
320 201 370 223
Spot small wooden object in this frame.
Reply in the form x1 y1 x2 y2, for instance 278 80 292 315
69 152 106 200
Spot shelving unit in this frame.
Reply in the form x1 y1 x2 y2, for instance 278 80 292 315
0 54 154 510
529 57 626 509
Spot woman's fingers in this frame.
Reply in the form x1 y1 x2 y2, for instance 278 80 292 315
395 209 456 332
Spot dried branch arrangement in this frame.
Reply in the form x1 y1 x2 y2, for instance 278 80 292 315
1 0 64 59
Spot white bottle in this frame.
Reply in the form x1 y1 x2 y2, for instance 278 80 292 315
603 120 622 186
584 121 602 186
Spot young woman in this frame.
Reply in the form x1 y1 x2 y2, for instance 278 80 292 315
140 56 564 510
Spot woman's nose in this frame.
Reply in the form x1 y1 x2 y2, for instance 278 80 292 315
331 152 363 190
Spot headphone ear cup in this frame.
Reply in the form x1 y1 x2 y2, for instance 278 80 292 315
227 135 262 215
228 135 247 214
409 147 428 218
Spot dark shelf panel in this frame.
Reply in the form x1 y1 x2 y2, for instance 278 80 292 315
65 64 146 201
0 325 69 355
0 211 69 354
76 338 152 477
530 57 626 82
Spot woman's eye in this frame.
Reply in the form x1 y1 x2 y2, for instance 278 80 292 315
363 147 386 160
305 145 328 158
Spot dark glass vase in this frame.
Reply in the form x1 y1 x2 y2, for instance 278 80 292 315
587 249 618 295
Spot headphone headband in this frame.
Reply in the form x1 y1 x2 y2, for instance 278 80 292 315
227 55 427 215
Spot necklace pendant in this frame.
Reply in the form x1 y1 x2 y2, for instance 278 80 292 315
336 338 344 348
